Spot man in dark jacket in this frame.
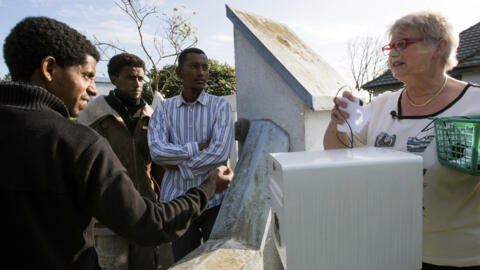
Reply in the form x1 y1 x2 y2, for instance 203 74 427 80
0 16 232 270
78 53 173 269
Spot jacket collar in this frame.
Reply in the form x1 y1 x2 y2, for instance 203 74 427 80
77 95 153 126
175 89 207 107
0 81 70 118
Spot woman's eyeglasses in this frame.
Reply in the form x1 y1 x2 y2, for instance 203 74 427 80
382 38 424 56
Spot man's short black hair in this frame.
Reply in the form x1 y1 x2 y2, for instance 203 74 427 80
178 48 207 68
3 16 100 82
107 53 146 78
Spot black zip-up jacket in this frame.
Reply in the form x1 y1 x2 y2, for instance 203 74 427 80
0 82 216 269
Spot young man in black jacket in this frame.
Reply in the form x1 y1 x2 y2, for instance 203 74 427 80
0 16 232 270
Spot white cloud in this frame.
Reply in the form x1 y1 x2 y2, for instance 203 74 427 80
139 0 165 7
58 4 123 19
204 34 233 50
60 3 165 47
211 34 233 42
58 4 157 47
76 19 155 46
74 18 176 75
29 0 57 7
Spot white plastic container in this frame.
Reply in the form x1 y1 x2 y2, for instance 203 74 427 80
268 147 423 270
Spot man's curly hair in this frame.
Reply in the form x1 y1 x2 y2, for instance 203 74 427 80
3 16 100 81
107 53 145 78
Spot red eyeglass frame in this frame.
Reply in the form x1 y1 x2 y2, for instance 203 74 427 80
382 38 424 56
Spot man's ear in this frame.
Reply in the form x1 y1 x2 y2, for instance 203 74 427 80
175 66 182 79
40 56 57 83
110 75 118 86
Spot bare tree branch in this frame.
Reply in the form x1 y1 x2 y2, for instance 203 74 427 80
347 34 388 101
93 35 128 61
94 1 197 97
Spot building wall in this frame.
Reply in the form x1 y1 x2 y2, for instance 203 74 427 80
304 109 332 151
462 70 480 84
234 28 306 152
221 95 239 170
94 77 114 98
96 82 113 97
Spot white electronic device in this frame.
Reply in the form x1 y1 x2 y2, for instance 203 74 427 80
268 147 423 270
337 97 371 133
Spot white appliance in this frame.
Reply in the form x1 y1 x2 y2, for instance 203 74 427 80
268 147 423 270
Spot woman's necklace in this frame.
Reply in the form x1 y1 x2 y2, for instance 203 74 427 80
405 76 448 108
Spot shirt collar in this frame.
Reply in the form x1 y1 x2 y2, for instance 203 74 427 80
176 89 207 107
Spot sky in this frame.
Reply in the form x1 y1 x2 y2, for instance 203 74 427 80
1 0 479 85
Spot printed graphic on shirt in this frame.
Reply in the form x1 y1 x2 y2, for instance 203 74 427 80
406 119 436 153
374 132 396 147
406 136 434 152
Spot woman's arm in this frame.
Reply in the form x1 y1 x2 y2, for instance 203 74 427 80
323 91 355 149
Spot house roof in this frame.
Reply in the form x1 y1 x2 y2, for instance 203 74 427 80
362 21 480 91
457 21 480 66
361 70 402 89
226 5 348 111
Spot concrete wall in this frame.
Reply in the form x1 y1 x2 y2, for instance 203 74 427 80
234 27 306 152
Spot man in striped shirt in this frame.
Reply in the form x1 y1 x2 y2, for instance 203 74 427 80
148 48 234 261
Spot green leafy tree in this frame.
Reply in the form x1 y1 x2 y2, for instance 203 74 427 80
143 59 235 102
206 60 236 97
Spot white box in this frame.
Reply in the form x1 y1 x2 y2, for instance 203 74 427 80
269 147 423 270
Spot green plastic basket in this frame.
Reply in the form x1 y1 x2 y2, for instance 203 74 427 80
434 116 480 175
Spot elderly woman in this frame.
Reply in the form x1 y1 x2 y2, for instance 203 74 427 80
324 11 480 269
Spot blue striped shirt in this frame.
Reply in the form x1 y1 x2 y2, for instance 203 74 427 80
148 90 233 209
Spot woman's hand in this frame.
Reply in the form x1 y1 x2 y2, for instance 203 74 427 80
323 90 355 150
331 91 355 126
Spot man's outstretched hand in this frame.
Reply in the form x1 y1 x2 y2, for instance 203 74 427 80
208 166 233 194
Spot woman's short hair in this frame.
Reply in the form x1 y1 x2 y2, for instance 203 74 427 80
388 11 458 71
